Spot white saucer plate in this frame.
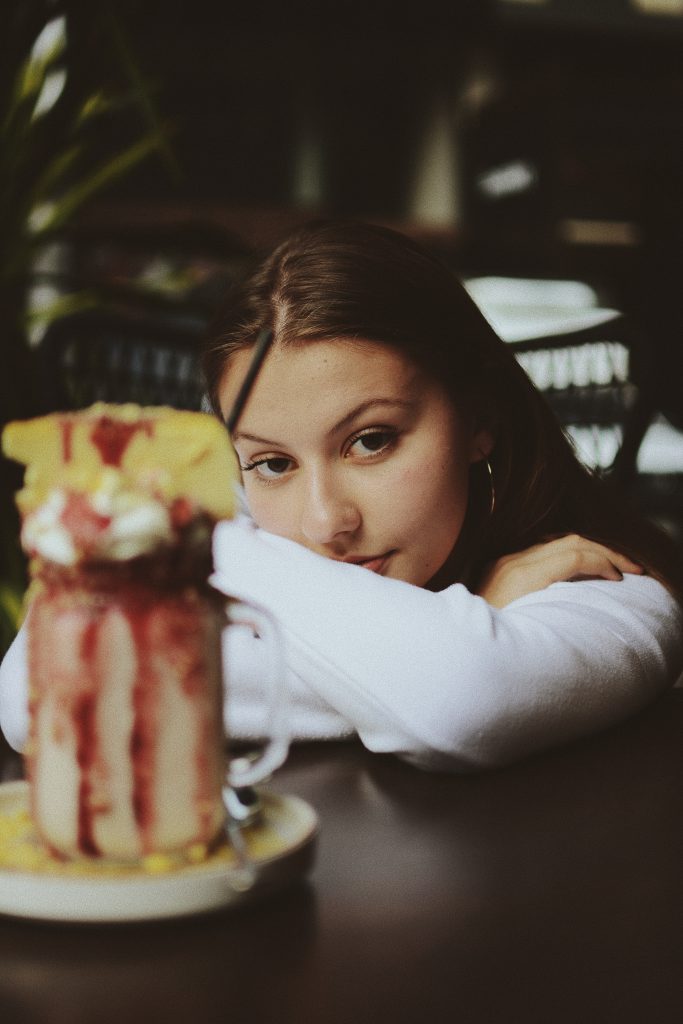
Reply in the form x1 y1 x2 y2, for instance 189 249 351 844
0 780 318 923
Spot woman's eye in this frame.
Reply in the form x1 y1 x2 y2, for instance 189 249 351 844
347 429 396 458
241 456 293 480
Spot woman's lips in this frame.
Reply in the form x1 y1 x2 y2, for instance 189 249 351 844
343 551 395 574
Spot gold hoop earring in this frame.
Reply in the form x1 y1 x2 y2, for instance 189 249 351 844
485 459 496 516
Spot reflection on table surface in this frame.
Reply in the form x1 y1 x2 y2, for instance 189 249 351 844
1 690 683 1024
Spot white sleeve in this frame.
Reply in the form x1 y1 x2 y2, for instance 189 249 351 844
211 518 683 772
0 621 29 752
4 520 681 771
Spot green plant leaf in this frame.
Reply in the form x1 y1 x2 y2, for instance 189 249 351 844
3 16 66 142
25 287 100 330
76 91 113 125
29 128 170 236
102 3 179 181
29 142 83 207
0 583 24 631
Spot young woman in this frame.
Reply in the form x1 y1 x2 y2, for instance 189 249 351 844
2 220 682 770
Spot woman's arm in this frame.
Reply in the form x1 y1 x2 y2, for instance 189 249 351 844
4 522 681 769
212 519 683 771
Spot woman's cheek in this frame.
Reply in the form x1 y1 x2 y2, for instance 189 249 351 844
242 484 278 531
383 464 434 524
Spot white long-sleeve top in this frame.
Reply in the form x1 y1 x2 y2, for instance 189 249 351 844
2 518 681 772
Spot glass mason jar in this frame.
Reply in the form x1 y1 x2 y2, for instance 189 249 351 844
25 558 287 865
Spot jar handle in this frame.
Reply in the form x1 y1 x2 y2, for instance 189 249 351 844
222 598 289 789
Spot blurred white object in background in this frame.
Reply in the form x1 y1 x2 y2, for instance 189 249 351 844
465 275 683 473
464 275 619 343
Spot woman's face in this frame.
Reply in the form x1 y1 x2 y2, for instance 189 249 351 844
218 339 492 587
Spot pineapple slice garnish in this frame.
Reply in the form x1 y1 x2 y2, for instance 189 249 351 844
2 403 239 521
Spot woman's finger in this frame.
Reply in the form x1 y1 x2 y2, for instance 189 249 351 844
544 536 644 576
478 534 646 607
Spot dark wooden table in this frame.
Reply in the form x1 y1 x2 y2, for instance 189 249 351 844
1 691 683 1024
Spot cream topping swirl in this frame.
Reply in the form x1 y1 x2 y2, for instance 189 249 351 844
22 469 175 566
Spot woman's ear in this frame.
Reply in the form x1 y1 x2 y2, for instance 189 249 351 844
466 428 493 464
464 394 497 463
469 420 496 464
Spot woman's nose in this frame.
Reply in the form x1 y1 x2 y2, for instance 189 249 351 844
300 471 361 545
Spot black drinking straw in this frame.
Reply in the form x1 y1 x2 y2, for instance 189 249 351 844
225 328 274 434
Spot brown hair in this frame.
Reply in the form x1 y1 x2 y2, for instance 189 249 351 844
203 219 683 598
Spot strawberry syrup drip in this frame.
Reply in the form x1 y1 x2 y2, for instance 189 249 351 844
59 493 112 549
75 620 100 856
90 417 154 467
60 420 74 462
25 602 42 834
74 694 99 856
195 676 221 843
73 596 160 856
169 610 215 843
127 603 157 849
182 618 217 843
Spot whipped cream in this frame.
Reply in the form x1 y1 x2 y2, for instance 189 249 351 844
22 468 176 565
21 490 76 565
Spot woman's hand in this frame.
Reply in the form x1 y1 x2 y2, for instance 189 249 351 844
477 534 644 609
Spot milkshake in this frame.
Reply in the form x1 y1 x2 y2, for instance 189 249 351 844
3 403 241 863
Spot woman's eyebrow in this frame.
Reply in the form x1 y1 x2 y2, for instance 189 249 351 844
229 428 281 446
329 398 416 435
230 398 415 447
